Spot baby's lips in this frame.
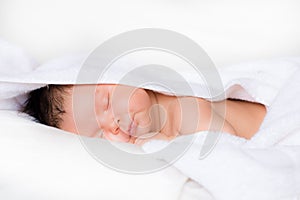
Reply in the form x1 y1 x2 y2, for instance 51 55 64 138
128 120 137 136
128 121 149 138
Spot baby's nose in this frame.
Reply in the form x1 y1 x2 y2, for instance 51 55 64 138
108 119 120 135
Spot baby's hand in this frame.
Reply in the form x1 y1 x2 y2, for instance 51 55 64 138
132 132 175 146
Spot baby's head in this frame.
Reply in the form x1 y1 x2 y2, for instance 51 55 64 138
22 85 72 128
22 84 157 143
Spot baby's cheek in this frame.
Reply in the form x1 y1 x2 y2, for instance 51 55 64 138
133 110 153 137
129 89 152 112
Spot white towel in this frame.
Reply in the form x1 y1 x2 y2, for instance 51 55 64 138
0 39 43 110
1 38 299 111
142 67 300 200
1 38 300 199
143 133 300 200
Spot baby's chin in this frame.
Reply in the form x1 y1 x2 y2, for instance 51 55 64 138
103 131 131 143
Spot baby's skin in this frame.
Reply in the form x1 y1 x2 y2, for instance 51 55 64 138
60 84 266 145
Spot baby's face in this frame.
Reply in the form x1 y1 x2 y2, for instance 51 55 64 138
61 84 155 143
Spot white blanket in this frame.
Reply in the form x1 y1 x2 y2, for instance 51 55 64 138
1 38 300 200
1 35 299 111
142 66 300 199
143 134 300 200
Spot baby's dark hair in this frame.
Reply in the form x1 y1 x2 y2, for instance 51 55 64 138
22 84 72 128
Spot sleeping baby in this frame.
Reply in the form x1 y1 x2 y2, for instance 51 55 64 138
22 84 266 145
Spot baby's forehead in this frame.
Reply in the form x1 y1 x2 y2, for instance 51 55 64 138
70 84 99 92
68 84 104 99
65 85 97 109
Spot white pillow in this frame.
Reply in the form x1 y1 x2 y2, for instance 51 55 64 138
0 110 189 200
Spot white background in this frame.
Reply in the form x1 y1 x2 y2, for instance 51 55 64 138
0 0 299 66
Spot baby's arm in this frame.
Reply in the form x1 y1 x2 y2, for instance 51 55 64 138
176 97 237 137
132 98 237 146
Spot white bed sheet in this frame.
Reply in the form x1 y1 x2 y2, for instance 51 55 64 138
0 110 197 200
